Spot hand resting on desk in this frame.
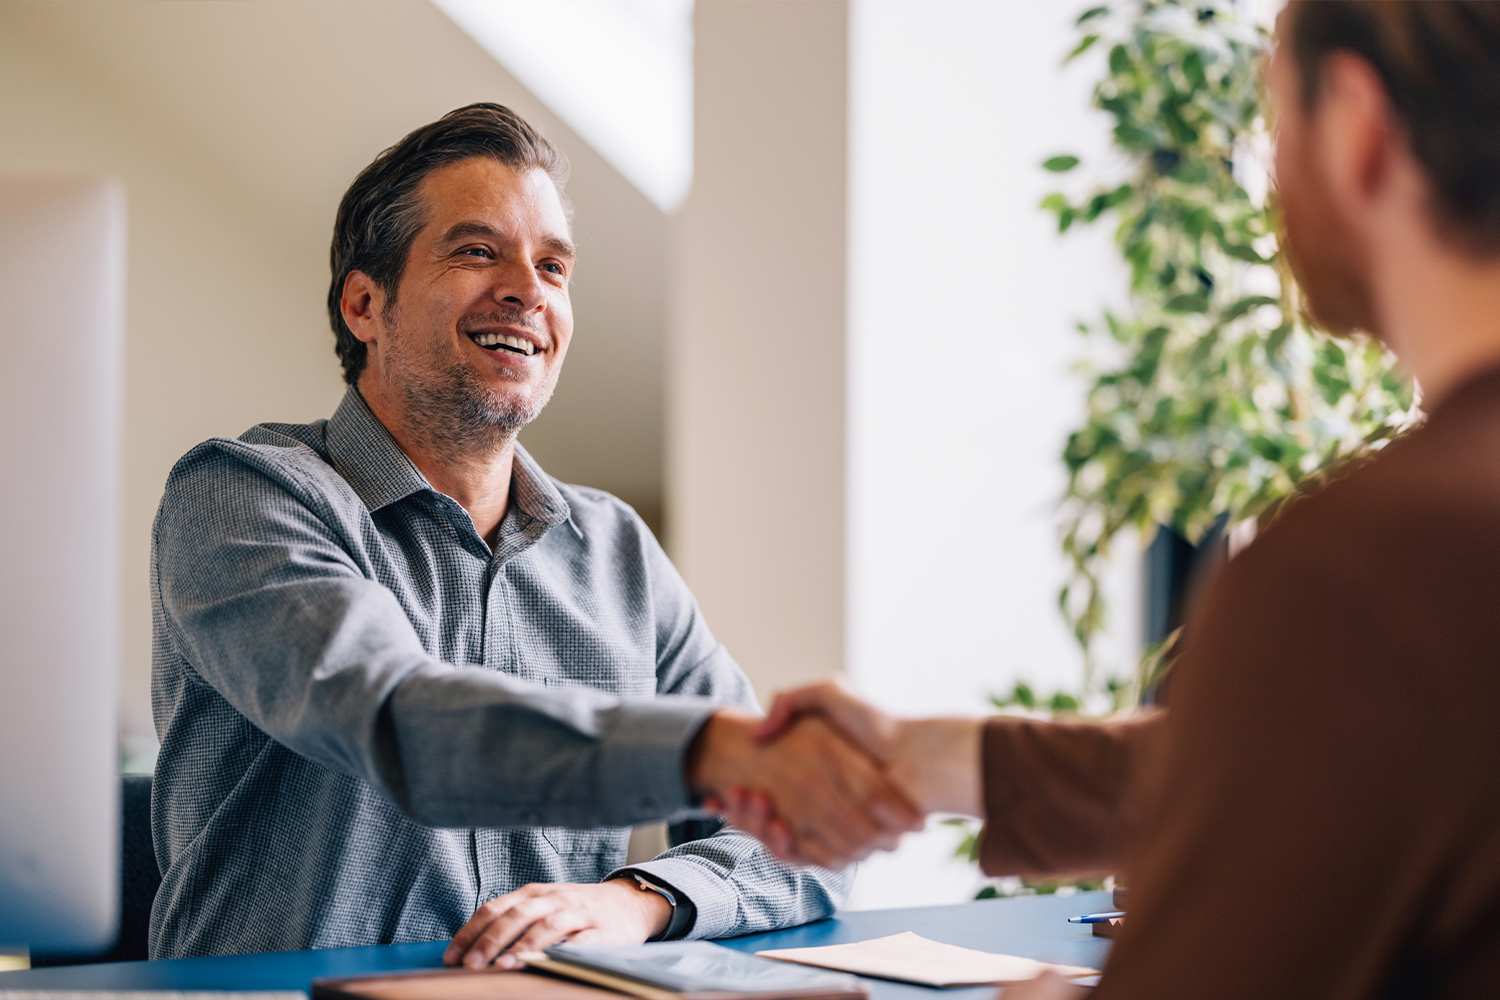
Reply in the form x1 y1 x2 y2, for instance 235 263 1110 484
997 970 1088 1000
443 879 670 969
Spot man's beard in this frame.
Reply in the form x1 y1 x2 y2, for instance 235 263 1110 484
381 308 558 461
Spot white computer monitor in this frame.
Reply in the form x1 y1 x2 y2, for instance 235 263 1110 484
0 176 125 954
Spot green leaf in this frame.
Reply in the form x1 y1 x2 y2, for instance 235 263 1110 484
1164 293 1210 313
1219 294 1279 321
1075 5 1109 25
1048 692 1082 712
1066 33 1101 62
1042 154 1081 173
1222 243 1267 264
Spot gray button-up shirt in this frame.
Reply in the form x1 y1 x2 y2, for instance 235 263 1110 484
149 388 849 959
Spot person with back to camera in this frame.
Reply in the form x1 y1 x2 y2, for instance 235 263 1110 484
148 103 922 965
738 3 1500 997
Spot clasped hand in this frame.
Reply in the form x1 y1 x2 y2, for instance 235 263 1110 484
445 685 980 968
688 684 984 867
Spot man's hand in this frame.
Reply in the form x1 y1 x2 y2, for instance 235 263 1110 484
996 970 1088 1000
729 680 985 849
443 879 671 969
686 709 923 868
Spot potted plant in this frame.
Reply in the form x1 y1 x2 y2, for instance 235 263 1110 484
954 0 1421 898
1045 0 1418 698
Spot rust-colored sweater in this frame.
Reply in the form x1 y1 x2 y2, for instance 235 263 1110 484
981 369 1500 999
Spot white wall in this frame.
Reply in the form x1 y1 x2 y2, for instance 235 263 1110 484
669 0 850 700
843 0 1136 909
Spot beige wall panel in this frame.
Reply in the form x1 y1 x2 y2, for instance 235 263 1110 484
669 1 847 701
0 1 667 744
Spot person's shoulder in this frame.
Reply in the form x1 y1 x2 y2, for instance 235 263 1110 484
162 417 341 508
1194 406 1500 676
550 480 660 547
1251 403 1500 571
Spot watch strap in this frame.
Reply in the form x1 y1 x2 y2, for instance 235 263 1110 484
633 873 693 941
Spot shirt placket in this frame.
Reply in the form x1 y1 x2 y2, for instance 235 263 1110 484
474 509 550 908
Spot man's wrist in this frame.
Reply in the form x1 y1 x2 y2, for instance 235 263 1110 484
683 708 756 798
891 717 984 817
606 876 674 940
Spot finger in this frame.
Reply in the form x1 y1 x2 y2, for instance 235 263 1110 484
755 681 897 759
997 970 1087 1000
766 817 799 863
446 885 546 963
464 897 556 968
752 681 849 744
753 692 803 743
749 719 890 863
721 792 774 842
785 818 854 869
498 910 588 969
446 911 489 965
809 734 899 852
800 731 918 858
821 731 923 834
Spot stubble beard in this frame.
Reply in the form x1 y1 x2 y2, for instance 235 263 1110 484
381 308 559 464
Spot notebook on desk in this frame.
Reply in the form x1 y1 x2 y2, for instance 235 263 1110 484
312 942 865 1000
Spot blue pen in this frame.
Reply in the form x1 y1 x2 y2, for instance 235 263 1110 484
1067 910 1125 924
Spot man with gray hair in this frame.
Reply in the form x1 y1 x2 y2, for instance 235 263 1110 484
148 103 919 964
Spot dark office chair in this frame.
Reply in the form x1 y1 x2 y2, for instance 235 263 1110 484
113 775 161 962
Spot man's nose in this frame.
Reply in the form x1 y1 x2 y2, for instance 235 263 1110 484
490 259 546 312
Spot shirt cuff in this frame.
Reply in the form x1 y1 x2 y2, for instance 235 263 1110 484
599 697 721 820
608 855 739 940
610 867 698 940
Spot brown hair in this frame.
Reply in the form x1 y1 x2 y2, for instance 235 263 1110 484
327 103 570 385
1286 1 1500 255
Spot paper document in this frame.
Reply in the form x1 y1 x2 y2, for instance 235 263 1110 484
756 931 1097 987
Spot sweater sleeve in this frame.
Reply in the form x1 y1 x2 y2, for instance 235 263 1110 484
979 711 1167 878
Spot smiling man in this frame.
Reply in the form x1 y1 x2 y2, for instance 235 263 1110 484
147 104 919 963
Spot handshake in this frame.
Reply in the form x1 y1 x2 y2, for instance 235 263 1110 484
685 680 986 869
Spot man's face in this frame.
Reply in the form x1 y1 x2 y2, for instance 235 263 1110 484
366 157 575 444
1268 27 1376 336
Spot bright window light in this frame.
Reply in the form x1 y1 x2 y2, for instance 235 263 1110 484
434 0 693 213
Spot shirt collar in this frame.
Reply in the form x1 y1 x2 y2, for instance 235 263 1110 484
325 387 429 513
509 441 572 528
324 386 571 529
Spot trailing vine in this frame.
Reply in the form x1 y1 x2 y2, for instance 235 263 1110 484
1045 0 1419 684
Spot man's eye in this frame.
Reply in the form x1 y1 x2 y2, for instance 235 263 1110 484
459 247 492 259
539 262 565 275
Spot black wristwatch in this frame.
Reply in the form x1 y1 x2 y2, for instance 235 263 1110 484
633 873 695 941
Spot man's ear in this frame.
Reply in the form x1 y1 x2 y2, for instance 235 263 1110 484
341 270 387 346
1316 52 1397 220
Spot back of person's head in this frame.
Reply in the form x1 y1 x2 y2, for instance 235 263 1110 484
1287 1 1500 256
327 103 570 385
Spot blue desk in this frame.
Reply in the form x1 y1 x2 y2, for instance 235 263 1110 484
0 892 1112 999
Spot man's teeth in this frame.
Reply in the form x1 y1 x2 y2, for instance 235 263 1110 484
470 332 537 355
